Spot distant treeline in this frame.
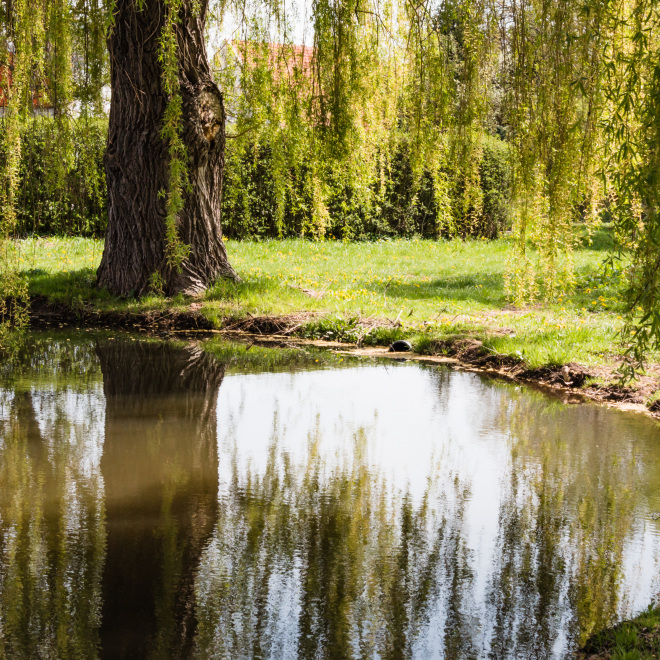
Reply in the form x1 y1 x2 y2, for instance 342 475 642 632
8 118 511 241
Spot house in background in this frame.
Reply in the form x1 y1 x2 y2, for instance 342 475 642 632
213 40 314 82
0 58 55 117
213 40 314 124
0 53 111 118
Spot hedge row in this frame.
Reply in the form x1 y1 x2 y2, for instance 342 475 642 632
9 117 108 237
222 135 512 240
7 119 512 240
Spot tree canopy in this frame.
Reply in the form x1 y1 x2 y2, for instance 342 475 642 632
1 0 660 368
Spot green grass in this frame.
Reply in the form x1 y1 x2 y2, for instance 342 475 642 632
15 230 640 371
578 606 660 659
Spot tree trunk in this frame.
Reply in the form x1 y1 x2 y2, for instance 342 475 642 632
97 0 238 297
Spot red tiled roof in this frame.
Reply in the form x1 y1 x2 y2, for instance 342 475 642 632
0 56 52 109
230 41 315 83
0 61 12 107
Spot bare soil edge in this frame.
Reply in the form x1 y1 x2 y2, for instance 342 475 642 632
29 294 218 332
28 296 660 420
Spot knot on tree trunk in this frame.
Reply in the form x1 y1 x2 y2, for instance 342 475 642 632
198 88 224 143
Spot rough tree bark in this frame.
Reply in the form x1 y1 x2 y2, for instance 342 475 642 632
97 0 238 297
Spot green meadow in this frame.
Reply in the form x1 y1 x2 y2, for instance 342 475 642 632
18 230 634 371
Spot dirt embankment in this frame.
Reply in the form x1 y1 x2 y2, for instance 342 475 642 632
412 336 659 417
29 295 325 334
29 295 217 332
28 296 660 420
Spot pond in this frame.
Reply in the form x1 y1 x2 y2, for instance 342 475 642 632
0 333 659 659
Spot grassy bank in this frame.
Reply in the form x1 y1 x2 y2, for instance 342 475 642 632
18 231 655 389
577 606 660 659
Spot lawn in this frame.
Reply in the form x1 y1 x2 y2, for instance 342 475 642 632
578 606 660 660
16 230 635 371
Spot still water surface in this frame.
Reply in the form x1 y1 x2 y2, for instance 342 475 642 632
0 335 659 659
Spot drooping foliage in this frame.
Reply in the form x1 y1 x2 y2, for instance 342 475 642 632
503 0 606 303
1 0 660 364
598 0 660 375
0 0 108 346
214 0 502 242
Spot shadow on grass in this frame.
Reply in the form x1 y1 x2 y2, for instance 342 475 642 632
23 267 114 304
362 273 506 306
578 224 618 252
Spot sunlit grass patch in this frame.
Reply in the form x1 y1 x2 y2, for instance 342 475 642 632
481 315 619 368
17 234 639 370
216 236 512 319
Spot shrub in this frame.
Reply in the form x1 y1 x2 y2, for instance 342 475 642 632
222 134 512 240
5 118 511 241
3 117 108 237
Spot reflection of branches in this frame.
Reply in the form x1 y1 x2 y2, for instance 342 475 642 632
193 365 660 658
12 390 48 466
0 374 105 658
195 425 476 658
488 395 639 652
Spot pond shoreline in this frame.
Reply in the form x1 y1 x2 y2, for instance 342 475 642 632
28 295 660 421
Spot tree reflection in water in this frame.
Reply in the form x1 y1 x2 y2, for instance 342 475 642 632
195 424 478 659
194 366 660 659
0 338 659 658
0 341 105 658
487 392 641 655
0 338 226 659
97 340 224 659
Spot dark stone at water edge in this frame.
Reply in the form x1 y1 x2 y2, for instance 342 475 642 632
389 340 412 352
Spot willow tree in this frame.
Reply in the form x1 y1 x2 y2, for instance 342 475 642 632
502 0 606 303
0 0 238 299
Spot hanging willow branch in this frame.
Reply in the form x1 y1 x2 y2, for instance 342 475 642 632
157 0 192 270
0 0 44 342
0 0 110 345
598 0 660 377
